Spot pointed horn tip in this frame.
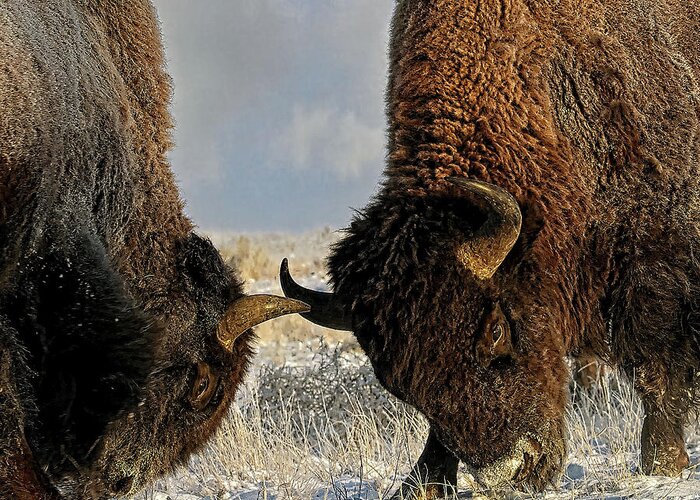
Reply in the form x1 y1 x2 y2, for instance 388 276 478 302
447 176 523 280
276 258 353 331
287 298 311 314
254 294 310 315
280 258 294 297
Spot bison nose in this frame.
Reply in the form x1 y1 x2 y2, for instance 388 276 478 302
111 475 134 495
471 435 542 488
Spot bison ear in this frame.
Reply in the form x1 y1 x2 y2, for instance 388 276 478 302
178 233 230 292
447 178 522 280
475 303 515 368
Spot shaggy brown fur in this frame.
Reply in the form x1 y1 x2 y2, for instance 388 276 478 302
289 0 699 494
0 2 285 498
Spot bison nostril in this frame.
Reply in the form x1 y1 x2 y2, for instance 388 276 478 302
514 449 540 483
514 454 531 483
112 475 134 494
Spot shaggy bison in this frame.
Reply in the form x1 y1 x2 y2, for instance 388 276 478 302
0 1 307 498
282 0 700 495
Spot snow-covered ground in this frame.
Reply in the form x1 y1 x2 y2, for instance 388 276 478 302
135 231 700 500
136 341 700 499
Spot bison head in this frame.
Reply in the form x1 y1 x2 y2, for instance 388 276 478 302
31 233 307 498
281 179 568 491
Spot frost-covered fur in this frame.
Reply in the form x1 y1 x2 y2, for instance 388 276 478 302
0 2 253 498
325 0 700 493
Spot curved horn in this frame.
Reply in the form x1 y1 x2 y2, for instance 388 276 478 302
448 177 522 280
280 258 353 331
217 294 310 351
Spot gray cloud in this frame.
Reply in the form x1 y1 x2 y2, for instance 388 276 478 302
272 104 385 178
153 1 393 231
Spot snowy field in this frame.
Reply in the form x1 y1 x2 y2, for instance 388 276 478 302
135 231 700 500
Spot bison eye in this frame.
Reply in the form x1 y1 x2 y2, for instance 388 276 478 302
476 303 515 368
189 362 220 411
492 324 504 344
197 377 208 394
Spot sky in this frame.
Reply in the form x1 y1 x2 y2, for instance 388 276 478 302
152 0 394 232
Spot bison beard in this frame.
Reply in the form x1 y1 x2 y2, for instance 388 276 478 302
282 0 700 496
3 231 157 487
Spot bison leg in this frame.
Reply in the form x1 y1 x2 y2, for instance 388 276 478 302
632 370 690 476
640 404 689 476
392 427 459 499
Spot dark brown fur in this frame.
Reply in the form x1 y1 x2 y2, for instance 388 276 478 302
0 2 256 498
322 0 699 493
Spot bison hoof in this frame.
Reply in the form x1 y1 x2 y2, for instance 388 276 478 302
640 411 690 477
641 443 689 476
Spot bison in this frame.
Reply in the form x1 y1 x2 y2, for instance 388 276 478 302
281 0 700 495
0 1 307 498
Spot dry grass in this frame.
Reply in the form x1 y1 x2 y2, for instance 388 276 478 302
219 235 277 281
139 337 700 499
209 227 337 283
140 340 428 499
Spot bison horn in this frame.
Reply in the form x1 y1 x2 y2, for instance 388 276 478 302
279 258 353 331
448 177 522 280
216 294 310 351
